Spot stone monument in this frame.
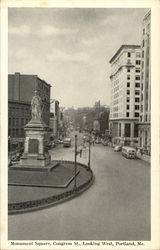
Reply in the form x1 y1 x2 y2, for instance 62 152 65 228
20 90 51 169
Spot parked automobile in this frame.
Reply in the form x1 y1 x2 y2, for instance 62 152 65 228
51 142 56 148
63 138 71 147
12 153 21 162
122 146 136 159
102 140 108 146
95 138 101 144
114 145 122 152
55 139 63 144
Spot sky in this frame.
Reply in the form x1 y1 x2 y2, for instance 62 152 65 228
8 8 149 108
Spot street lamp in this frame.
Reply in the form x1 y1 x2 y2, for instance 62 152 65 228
88 132 91 170
74 134 78 191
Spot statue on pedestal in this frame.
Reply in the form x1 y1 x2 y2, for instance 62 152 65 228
31 90 42 121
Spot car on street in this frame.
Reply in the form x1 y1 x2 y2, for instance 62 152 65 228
95 138 101 144
114 145 122 152
102 140 108 146
63 138 71 147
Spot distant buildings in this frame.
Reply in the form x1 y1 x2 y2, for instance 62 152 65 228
50 100 64 140
138 11 151 155
109 45 141 146
8 73 51 149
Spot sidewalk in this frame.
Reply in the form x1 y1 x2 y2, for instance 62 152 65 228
136 152 150 163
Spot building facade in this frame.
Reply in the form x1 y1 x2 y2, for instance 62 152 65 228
138 11 151 155
50 100 60 139
109 45 141 146
8 73 51 146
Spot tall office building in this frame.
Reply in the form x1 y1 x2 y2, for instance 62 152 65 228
109 45 141 146
138 11 151 155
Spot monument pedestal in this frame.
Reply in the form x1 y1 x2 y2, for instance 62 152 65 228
20 118 51 169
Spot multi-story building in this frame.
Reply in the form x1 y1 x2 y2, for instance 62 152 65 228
50 100 60 139
138 11 151 155
8 73 51 148
109 45 141 146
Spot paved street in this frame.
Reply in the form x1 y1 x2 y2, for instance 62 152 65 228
8 133 150 240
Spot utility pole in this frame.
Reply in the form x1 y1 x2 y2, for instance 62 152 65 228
88 132 91 170
74 134 77 190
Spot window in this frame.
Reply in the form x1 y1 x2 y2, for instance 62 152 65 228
135 90 140 95
143 28 145 35
135 82 140 88
142 61 144 68
134 124 139 137
127 82 130 87
127 90 130 95
9 118 11 126
128 52 131 57
136 60 141 65
16 118 19 126
21 129 24 137
8 128 11 136
21 107 24 115
142 40 145 47
125 123 130 137
141 83 143 90
16 129 19 137
135 97 140 102
13 118 15 126
142 50 144 58
12 128 15 137
141 72 144 80
135 75 140 80
141 105 143 112
126 105 130 110
141 94 143 101
119 123 121 137
145 131 147 145
127 68 130 73
126 112 129 117
127 75 130 80
9 107 11 115
21 118 24 126
126 97 130 102
12 107 15 115
135 112 139 117
135 105 139 110
135 68 140 73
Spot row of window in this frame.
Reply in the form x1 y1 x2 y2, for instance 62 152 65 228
8 128 25 137
127 82 140 88
128 52 141 58
126 112 139 118
127 90 140 95
9 117 29 126
127 75 140 81
9 106 30 116
126 105 139 110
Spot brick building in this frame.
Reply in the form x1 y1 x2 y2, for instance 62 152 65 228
8 73 51 148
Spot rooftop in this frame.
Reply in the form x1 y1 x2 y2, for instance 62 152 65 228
109 44 141 64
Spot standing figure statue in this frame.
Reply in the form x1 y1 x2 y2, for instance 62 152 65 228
31 90 42 121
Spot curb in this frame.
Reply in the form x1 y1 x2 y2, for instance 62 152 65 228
8 161 94 215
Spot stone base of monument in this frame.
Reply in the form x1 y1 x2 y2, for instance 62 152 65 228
19 153 52 171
